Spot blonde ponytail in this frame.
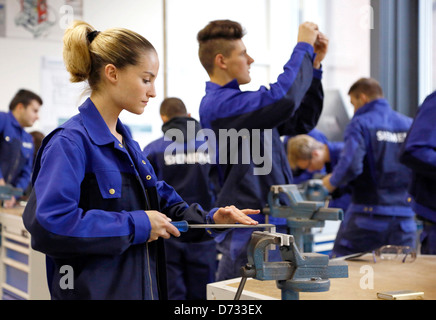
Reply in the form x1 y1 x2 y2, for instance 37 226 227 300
63 20 94 83
62 20 156 91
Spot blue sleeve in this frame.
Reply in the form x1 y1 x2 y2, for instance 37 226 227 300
207 42 317 131
15 138 34 190
330 120 366 187
23 134 151 258
277 75 324 136
400 91 436 178
0 113 6 133
0 113 7 181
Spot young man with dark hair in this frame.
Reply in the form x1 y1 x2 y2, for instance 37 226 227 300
322 78 416 257
197 20 328 280
0 89 42 207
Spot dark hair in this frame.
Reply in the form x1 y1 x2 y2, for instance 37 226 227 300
197 20 246 75
63 20 156 91
348 78 384 99
9 89 43 111
160 97 187 119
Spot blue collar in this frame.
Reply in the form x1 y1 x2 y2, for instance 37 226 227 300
78 98 130 146
355 98 391 116
205 79 240 92
8 111 22 129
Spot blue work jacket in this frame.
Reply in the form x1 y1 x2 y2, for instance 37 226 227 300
23 98 219 300
400 91 436 223
330 99 414 217
199 42 323 226
143 116 214 216
0 111 33 190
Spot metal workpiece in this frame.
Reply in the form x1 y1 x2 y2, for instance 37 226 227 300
236 231 349 300
171 220 276 233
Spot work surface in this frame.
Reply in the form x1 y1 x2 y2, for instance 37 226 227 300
0 206 25 217
208 254 436 300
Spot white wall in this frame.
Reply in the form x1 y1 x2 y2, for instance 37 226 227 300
0 0 371 148
0 37 62 112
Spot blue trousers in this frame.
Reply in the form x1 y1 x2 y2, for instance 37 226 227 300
331 211 417 258
164 238 217 300
420 223 436 255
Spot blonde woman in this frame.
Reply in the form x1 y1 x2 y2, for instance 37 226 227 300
23 21 258 300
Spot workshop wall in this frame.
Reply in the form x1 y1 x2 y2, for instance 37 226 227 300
0 0 371 149
0 0 164 149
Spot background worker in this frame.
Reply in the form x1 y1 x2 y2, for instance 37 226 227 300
400 90 436 254
197 20 328 280
143 97 217 300
0 89 42 207
284 128 329 184
287 132 351 213
322 78 416 257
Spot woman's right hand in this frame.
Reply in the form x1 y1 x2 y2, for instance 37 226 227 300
145 210 181 242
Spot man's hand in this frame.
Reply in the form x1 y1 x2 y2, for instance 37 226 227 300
3 196 16 208
297 22 319 47
146 210 180 242
313 32 329 69
213 206 260 225
322 174 336 193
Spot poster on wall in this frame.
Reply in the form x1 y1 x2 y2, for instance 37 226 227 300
39 56 88 135
1 0 82 40
39 55 154 146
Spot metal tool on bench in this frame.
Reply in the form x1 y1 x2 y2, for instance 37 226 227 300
264 184 343 252
0 184 23 201
171 220 276 233
235 231 348 300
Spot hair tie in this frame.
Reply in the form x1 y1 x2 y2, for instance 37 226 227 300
87 30 100 43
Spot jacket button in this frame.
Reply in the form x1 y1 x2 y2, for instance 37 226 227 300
146 175 151 180
109 188 115 195
5 136 10 142
142 160 146 164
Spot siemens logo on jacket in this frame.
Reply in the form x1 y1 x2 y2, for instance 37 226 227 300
376 131 408 143
164 152 211 165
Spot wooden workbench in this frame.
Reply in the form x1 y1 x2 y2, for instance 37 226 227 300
0 206 25 217
207 254 436 300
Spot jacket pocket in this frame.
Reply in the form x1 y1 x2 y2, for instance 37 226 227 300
354 216 389 232
400 219 417 233
94 170 122 199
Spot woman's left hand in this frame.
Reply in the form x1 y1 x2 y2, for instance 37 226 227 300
213 205 260 225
